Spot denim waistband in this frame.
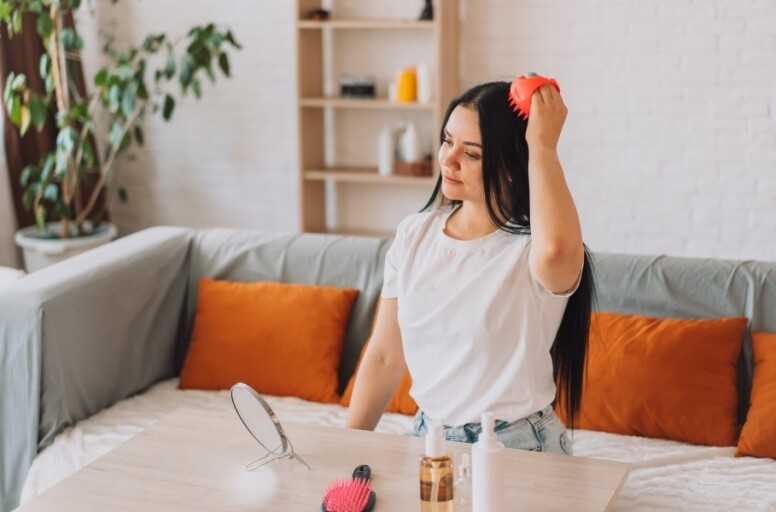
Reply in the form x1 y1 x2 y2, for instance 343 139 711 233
417 404 555 432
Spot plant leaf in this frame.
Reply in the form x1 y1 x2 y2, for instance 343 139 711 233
192 79 201 99
41 154 55 179
61 28 76 49
109 121 123 148
21 165 36 186
39 53 50 79
12 9 22 34
225 31 242 49
44 75 55 95
36 13 53 39
121 86 135 118
0 4 12 21
218 52 230 77
43 183 58 202
109 84 120 113
179 54 194 87
165 56 175 79
8 97 21 126
162 94 174 121
20 105 31 135
29 96 48 129
94 68 108 87
11 73 26 91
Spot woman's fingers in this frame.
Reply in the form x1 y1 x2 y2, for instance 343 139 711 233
535 84 563 109
525 83 567 150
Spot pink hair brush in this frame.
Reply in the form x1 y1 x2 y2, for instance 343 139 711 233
321 464 376 512
508 72 561 119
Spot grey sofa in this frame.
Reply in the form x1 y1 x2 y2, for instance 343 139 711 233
0 226 774 512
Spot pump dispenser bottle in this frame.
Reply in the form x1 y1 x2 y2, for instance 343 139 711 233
419 422 454 512
472 411 505 512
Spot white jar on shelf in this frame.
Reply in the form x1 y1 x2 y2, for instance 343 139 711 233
378 125 396 176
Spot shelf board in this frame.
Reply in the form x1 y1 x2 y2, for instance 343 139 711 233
300 97 435 110
304 167 437 186
298 19 434 30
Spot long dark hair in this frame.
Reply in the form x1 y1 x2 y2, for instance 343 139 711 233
422 81 595 430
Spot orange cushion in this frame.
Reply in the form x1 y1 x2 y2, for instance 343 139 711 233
557 312 747 446
340 298 418 415
736 331 776 458
179 278 359 404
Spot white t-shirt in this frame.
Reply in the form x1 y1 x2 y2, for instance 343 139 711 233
382 207 578 426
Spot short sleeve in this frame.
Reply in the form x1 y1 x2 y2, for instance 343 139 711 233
526 238 583 299
381 217 410 298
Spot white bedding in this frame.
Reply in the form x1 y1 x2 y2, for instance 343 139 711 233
22 379 776 511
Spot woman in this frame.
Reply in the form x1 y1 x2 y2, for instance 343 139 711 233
345 80 594 455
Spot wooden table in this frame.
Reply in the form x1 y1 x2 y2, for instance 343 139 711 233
17 407 630 511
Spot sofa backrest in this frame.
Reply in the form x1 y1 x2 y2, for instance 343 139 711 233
593 252 776 424
181 228 391 393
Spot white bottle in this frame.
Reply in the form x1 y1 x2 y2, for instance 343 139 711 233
378 125 395 176
472 411 505 512
399 121 421 163
416 62 432 104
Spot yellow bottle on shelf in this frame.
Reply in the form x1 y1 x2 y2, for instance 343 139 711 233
397 66 417 103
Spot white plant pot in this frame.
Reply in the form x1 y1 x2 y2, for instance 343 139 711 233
14 222 118 272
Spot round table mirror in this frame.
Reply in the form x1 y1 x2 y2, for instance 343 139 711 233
231 382 310 470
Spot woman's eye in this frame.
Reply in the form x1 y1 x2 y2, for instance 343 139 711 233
465 152 480 161
442 139 452 146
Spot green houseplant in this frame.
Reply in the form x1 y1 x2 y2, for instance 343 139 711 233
1 0 240 247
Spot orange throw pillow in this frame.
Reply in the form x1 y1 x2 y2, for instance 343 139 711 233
558 312 747 446
179 279 359 404
340 341 418 415
736 331 776 458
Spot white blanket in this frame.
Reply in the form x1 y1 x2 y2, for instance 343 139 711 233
21 380 776 511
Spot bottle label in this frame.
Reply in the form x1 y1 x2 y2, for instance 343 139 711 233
420 473 454 502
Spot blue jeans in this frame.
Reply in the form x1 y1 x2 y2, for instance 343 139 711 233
412 405 572 455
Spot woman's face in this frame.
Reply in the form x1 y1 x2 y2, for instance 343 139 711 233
438 105 485 204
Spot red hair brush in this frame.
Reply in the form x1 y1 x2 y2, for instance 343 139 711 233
508 72 561 119
321 464 376 512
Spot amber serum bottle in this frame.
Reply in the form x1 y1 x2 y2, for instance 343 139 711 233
420 422 454 512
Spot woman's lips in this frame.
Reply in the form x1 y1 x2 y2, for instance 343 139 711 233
442 175 461 184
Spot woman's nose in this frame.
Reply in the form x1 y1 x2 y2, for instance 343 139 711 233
440 147 459 170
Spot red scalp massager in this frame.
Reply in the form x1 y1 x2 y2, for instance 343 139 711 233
508 72 561 119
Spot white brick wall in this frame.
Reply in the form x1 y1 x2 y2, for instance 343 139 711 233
71 0 775 261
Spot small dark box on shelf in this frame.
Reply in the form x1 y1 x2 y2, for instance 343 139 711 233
339 74 376 98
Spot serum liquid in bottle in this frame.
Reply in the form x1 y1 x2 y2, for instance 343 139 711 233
420 423 454 512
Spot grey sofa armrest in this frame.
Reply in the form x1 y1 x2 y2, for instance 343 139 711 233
0 226 192 512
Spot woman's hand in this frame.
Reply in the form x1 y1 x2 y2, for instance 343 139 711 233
524 84 567 152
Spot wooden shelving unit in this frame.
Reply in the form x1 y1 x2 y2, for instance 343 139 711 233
295 1 458 234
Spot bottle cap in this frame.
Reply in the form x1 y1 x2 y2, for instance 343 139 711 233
425 422 444 458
